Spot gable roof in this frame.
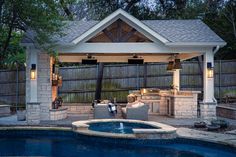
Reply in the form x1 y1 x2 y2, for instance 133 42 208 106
22 9 226 47
71 9 169 44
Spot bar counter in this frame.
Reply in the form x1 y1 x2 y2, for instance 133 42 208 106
128 89 201 118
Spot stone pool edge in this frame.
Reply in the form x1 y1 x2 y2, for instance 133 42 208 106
0 126 71 131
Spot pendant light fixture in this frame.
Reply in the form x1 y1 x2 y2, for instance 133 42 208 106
173 58 182 70
167 54 175 72
167 61 175 72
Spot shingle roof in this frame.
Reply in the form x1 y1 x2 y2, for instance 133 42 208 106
56 20 99 44
142 20 224 43
22 19 224 44
21 20 99 44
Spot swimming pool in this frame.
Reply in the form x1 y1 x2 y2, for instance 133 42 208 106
0 129 235 157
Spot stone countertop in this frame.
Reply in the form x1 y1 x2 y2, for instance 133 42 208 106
130 90 201 97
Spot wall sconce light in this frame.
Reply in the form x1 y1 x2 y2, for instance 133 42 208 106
30 64 36 80
173 59 182 70
207 62 214 78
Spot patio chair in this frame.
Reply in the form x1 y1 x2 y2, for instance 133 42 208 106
94 103 115 119
121 102 149 121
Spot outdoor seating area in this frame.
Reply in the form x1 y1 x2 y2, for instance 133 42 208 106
94 103 115 119
121 102 149 120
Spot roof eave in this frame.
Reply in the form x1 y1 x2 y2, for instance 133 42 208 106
165 41 227 47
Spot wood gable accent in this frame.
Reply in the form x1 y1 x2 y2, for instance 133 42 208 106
71 9 169 45
87 19 152 43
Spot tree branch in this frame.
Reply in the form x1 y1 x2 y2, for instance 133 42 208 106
59 0 73 20
2 5 16 53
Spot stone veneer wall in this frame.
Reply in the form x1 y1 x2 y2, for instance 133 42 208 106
50 108 68 120
26 102 40 124
37 53 52 120
200 102 216 119
172 95 198 118
159 96 168 115
64 103 92 114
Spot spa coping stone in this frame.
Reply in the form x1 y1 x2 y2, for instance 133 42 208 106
72 119 177 139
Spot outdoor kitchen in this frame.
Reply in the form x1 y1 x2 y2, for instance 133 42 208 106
128 88 200 118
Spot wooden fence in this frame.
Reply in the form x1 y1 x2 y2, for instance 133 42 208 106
58 60 236 103
0 60 236 104
0 69 25 104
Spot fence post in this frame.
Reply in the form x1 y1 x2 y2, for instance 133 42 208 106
136 64 139 90
219 60 222 102
95 63 104 101
16 64 19 111
143 63 147 88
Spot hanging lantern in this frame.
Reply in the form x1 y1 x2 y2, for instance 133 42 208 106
207 62 214 78
167 61 175 72
173 59 182 70
30 64 36 80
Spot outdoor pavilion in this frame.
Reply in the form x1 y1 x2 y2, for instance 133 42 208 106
22 9 226 125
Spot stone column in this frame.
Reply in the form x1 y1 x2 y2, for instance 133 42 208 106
26 102 40 125
26 49 53 124
26 48 41 124
37 53 52 120
200 50 216 119
173 69 180 91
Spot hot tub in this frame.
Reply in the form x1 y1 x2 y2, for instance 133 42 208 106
72 119 177 139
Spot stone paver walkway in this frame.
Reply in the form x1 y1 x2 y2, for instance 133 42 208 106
177 127 236 147
149 114 236 126
1 114 236 127
1 114 236 147
0 115 27 125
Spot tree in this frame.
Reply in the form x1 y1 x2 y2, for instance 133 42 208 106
222 0 236 40
204 0 236 59
0 0 66 65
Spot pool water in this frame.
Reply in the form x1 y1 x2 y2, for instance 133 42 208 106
88 122 157 134
0 130 235 157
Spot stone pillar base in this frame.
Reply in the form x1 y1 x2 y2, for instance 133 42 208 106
26 102 40 125
199 102 217 120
